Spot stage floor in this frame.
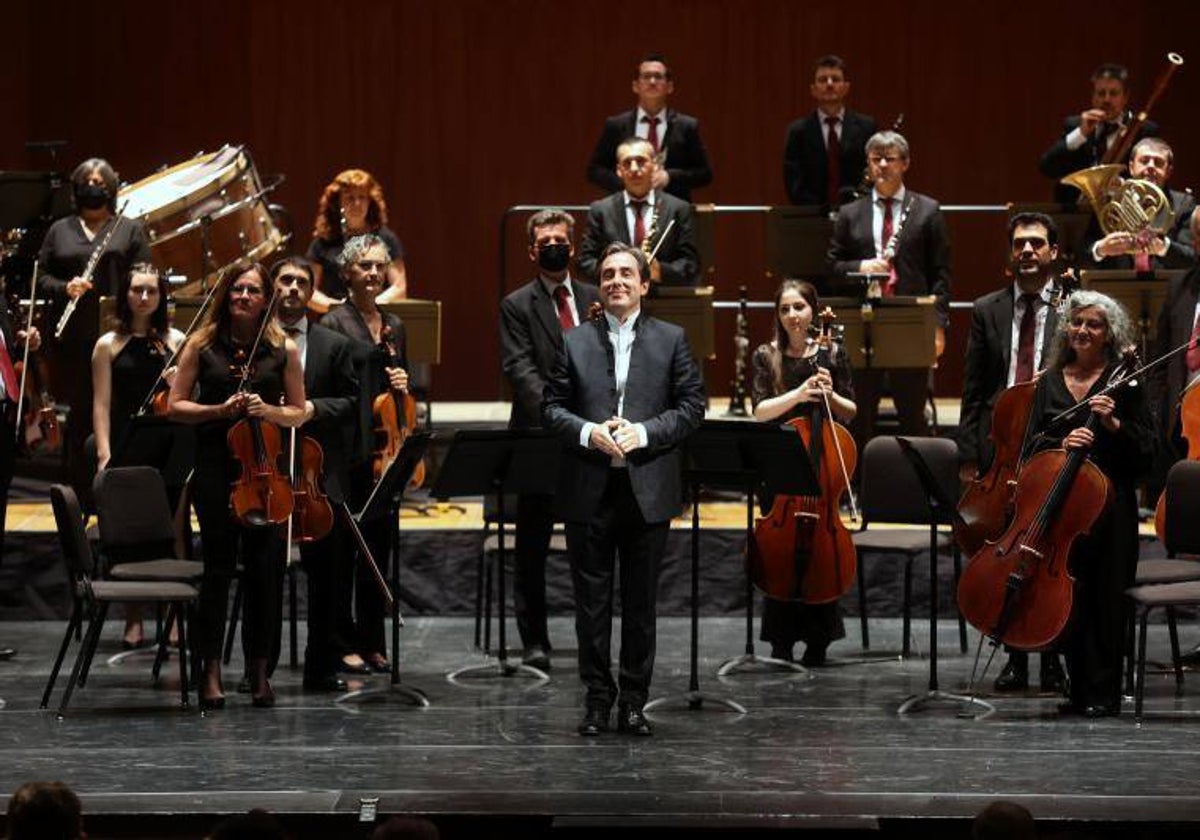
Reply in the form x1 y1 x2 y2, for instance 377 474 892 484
2 616 1199 837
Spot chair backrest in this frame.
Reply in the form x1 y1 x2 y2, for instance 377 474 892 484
894 436 962 525
94 467 176 561
859 436 946 527
50 484 95 581
1165 460 1200 556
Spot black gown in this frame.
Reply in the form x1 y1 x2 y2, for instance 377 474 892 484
106 335 192 488
750 342 855 655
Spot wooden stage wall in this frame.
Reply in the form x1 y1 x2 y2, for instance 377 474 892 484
5 1 1199 400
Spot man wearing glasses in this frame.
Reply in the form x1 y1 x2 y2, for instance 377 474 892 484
586 54 713 202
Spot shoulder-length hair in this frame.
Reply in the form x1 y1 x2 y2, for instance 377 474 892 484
765 278 820 396
1044 290 1135 370
114 262 170 337
312 168 389 241
71 157 120 213
190 261 285 352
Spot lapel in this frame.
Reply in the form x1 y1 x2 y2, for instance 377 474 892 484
626 314 647 397
303 326 321 389
607 193 632 245
806 112 826 153
997 289 1015 374
530 279 563 347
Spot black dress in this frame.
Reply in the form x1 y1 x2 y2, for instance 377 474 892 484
306 226 404 301
107 335 193 488
750 342 855 655
1024 365 1154 710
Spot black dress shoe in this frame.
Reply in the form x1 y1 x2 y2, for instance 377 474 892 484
616 705 653 736
338 659 372 676
0 646 16 661
799 644 828 667
993 656 1029 691
1082 703 1119 718
365 655 392 674
303 674 349 692
199 693 226 711
522 646 551 671
577 706 610 736
1039 655 1069 695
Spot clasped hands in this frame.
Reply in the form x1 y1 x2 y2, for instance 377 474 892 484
1063 394 1119 449
220 392 271 420
1096 230 1166 259
796 366 834 403
589 416 644 458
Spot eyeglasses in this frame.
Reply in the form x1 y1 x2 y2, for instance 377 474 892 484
638 72 668 82
1012 236 1049 250
868 155 903 166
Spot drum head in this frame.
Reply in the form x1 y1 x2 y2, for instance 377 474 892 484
119 146 247 220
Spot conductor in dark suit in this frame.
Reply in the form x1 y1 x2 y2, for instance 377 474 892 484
271 257 360 691
586 54 712 202
957 213 1067 694
783 55 877 209
579 137 700 287
827 130 952 445
1038 63 1159 206
499 209 602 670
543 243 706 737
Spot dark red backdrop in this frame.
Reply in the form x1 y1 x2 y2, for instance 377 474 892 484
5 1 1197 399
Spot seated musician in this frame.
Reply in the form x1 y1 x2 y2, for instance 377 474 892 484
827 130 951 447
1021 291 1154 717
958 213 1067 695
320 234 410 676
751 279 856 666
168 262 307 709
578 137 701 288
1084 138 1195 270
91 263 189 649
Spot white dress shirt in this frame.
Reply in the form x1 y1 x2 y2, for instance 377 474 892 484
579 309 649 464
1006 281 1054 387
872 185 908 257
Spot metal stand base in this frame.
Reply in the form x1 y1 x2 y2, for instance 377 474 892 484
898 689 995 719
717 653 807 677
446 657 548 687
105 646 163 667
335 681 430 707
645 690 747 714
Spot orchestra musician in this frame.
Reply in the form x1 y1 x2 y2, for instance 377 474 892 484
1021 291 1154 717
543 243 706 737
958 213 1067 694
578 137 700 287
307 169 407 313
269 256 361 692
827 130 951 446
586 53 713 202
320 234 411 676
37 158 151 506
783 55 877 209
750 279 856 666
499 209 601 671
168 262 306 709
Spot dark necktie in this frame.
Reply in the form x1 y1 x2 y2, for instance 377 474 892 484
643 115 661 152
0 332 19 402
825 116 841 207
880 198 897 295
553 285 574 331
631 200 647 247
1187 317 1200 377
1014 293 1040 383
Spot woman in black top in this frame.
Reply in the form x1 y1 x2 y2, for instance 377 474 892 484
169 263 305 708
750 279 856 666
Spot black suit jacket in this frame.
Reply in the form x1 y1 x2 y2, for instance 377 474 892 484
783 109 877 207
298 322 359 503
958 286 1060 468
1081 189 1196 270
1150 267 1200 440
500 276 602 430
542 313 705 524
586 108 713 201
577 191 700 286
827 191 952 326
1038 114 1159 205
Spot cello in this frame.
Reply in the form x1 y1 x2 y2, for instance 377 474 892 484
285 427 334 545
9 262 62 453
1153 379 1200 542
749 308 859 604
372 321 425 488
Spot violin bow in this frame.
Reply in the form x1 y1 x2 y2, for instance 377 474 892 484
13 260 38 444
1046 339 1188 427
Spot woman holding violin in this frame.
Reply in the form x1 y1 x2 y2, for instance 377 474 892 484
168 262 306 709
750 280 856 666
321 234 410 675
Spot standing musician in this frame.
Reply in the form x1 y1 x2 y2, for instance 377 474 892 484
91 263 189 650
958 213 1067 694
37 158 151 506
827 130 952 446
499 209 602 670
168 262 306 709
270 256 360 691
750 279 856 666
1021 291 1154 717
320 234 410 676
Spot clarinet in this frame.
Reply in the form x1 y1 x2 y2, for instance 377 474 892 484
725 285 750 417
54 200 129 339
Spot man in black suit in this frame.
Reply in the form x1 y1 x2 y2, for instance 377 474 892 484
1084 138 1195 271
1039 63 1159 206
586 53 713 202
543 243 705 737
783 55 877 209
499 208 602 670
271 256 361 692
579 137 700 287
827 130 952 446
958 212 1067 694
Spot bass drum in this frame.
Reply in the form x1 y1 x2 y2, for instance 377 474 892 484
119 145 286 292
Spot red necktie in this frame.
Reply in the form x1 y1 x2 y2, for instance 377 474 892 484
825 116 841 207
643 115 661 153
1014 293 1039 383
553 285 574 331
631 200 647 247
0 331 20 402
1187 317 1200 376
880 198 897 295
1134 250 1152 273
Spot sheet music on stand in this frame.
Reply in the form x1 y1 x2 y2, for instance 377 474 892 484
824 281 938 370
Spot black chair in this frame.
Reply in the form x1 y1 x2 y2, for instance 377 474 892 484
42 484 198 716
851 436 967 657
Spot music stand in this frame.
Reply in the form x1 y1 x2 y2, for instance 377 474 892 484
1080 269 1182 361
335 432 431 706
893 437 994 719
434 430 558 684
645 420 818 714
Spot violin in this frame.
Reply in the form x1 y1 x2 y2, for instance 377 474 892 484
8 265 62 454
286 428 334 544
371 321 425 488
749 308 859 603
226 344 295 529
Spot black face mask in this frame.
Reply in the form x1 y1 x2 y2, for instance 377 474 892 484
537 242 571 273
75 183 110 210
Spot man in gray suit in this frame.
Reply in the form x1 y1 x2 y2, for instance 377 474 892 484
543 243 706 737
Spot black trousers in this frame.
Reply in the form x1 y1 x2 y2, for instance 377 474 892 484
850 368 931 452
566 469 669 710
299 518 355 679
0 405 15 568
513 492 555 650
760 599 845 651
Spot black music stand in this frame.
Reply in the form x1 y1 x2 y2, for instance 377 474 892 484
336 432 431 706
645 421 818 714
893 437 994 719
435 430 558 684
